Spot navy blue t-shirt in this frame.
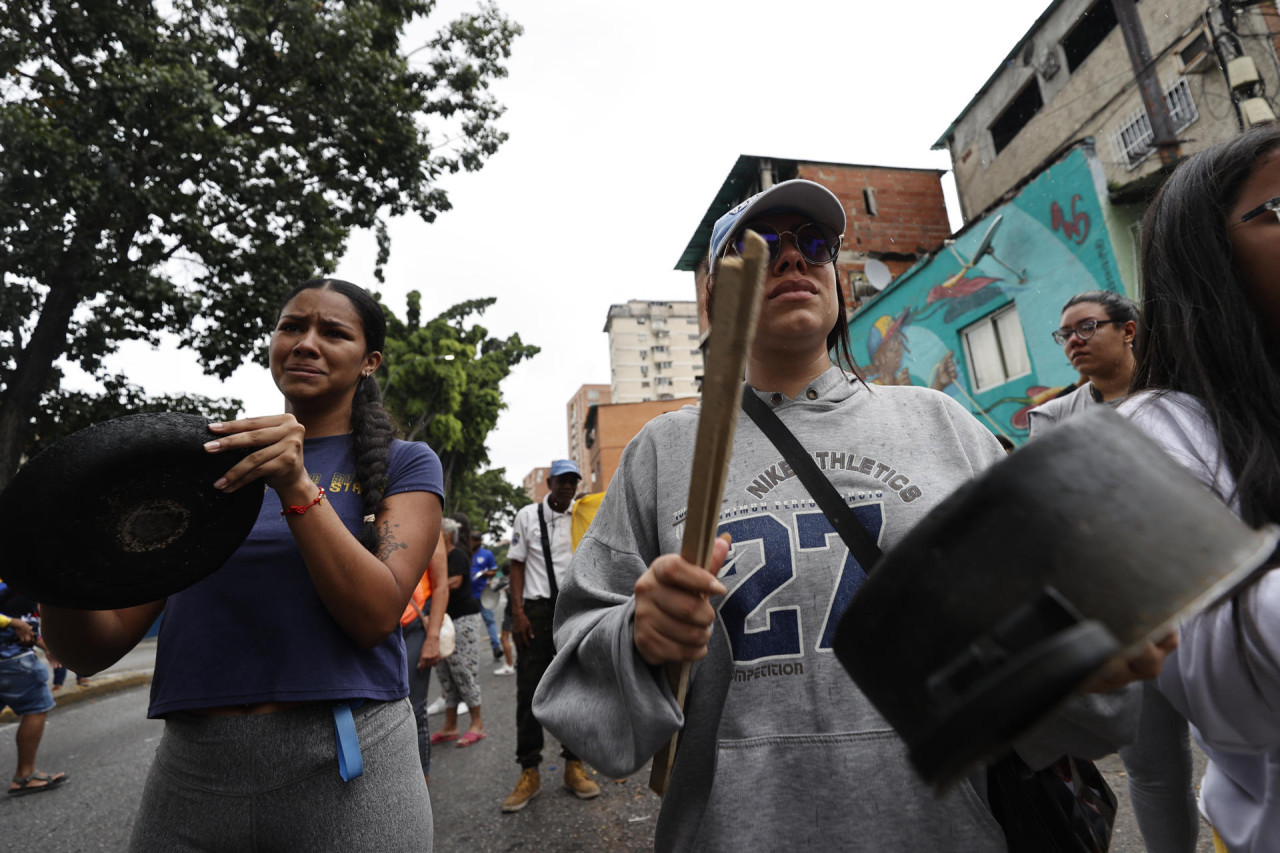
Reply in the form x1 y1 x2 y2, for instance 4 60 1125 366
148 435 443 716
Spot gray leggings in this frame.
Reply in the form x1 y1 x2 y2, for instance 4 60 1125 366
129 699 432 852
403 620 434 776
1118 680 1199 853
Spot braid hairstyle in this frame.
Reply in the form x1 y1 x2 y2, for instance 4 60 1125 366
278 278 394 555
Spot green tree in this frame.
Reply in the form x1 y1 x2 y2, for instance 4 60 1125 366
0 0 521 487
449 465 531 537
27 374 243 459
380 292 537 516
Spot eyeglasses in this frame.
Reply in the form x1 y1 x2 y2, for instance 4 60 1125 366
726 222 842 266
1235 196 1280 227
1051 319 1122 346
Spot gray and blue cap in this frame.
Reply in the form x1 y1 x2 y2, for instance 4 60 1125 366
707 179 846 267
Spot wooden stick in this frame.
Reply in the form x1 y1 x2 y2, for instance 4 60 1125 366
648 231 768 795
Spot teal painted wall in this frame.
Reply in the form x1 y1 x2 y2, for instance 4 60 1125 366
848 147 1127 443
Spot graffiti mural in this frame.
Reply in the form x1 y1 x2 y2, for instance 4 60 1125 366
846 145 1134 443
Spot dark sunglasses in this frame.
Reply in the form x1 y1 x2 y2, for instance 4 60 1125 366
1051 318 1122 346
1235 195 1280 226
727 222 842 266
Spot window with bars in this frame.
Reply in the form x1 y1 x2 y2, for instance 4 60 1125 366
1110 78 1198 169
962 304 1031 392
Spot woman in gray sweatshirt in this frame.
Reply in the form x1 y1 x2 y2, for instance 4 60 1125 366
535 179 1142 851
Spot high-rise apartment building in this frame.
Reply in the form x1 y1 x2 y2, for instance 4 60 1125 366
604 300 703 404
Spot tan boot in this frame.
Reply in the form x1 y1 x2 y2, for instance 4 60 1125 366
501 768 541 812
563 760 600 799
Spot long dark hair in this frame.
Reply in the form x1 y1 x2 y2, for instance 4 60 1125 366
1136 128 1280 693
278 278 396 555
446 511 472 554
1134 127 1280 529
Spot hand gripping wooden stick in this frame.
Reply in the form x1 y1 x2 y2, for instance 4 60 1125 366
648 230 768 795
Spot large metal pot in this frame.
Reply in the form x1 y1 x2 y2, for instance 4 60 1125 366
0 412 263 609
833 406 1279 788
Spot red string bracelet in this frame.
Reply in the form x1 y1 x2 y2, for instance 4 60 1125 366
282 486 326 517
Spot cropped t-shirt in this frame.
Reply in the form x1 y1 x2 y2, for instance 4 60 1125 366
148 435 443 717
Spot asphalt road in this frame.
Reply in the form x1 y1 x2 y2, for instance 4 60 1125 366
1 686 158 850
2 652 1220 851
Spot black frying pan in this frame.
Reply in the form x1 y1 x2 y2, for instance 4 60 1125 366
832 406 1280 788
0 412 263 609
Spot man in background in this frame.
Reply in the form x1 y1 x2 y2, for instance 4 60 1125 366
500 460 600 812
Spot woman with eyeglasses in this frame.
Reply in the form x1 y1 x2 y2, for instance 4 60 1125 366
1026 290 1139 438
532 180 1149 851
1110 126 1280 853
1028 291 1199 853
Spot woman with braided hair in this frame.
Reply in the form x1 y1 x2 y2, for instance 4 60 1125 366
44 279 444 851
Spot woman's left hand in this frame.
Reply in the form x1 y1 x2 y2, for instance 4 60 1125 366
419 634 441 671
1086 631 1178 692
204 415 309 495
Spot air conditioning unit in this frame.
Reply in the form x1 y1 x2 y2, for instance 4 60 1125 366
1240 97 1277 128
1228 56 1261 92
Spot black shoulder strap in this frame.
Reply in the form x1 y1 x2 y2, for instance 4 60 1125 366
742 391 884 570
536 502 560 601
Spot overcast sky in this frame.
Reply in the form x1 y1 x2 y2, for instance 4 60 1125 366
74 0 1048 490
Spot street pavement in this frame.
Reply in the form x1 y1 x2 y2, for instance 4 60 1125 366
3 636 1221 851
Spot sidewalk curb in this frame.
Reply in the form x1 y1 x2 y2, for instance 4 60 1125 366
0 671 152 724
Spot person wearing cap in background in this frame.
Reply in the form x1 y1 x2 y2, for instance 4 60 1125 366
500 458 601 812
469 531 503 662
532 179 1158 850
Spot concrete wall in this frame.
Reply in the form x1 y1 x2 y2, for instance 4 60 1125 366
945 1 1279 221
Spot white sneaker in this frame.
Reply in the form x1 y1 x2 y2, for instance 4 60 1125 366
426 697 446 715
494 663 515 676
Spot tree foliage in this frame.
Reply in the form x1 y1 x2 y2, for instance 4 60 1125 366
380 293 538 520
0 0 521 486
449 466 531 539
27 375 243 460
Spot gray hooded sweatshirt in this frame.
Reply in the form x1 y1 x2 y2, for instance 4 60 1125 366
535 368 1135 852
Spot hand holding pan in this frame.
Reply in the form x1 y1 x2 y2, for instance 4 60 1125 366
831 407 1280 789
0 412 265 610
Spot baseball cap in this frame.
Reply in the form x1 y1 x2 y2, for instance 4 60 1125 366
708 179 846 267
549 459 581 479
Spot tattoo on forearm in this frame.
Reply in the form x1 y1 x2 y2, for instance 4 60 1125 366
375 520 409 562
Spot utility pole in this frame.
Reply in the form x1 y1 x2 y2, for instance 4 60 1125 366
1113 0 1182 167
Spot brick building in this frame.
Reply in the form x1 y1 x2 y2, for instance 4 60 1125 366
583 397 698 493
566 384 610 490
521 465 550 505
675 155 953 311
